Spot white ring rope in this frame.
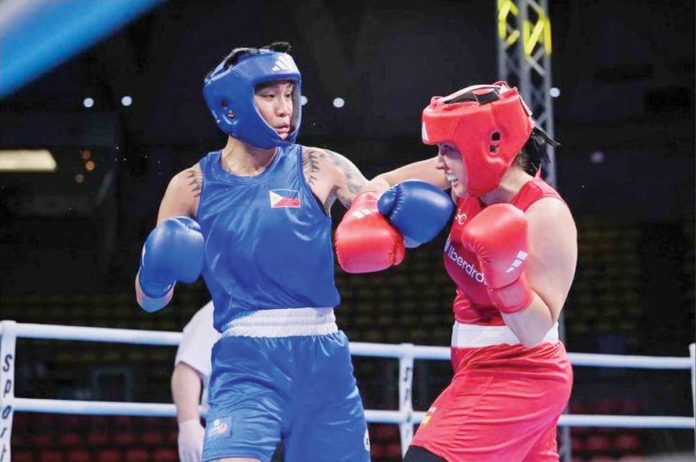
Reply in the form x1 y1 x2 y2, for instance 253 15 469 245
3 322 693 369
8 399 695 429
1 320 694 459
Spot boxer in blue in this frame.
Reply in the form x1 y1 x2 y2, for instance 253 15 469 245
134 42 452 462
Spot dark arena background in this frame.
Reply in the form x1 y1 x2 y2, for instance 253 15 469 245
0 0 694 461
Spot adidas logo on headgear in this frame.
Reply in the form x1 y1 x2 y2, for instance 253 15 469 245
272 54 295 72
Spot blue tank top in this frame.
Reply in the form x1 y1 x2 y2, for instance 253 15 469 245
196 145 340 332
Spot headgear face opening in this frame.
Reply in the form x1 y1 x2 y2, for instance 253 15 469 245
203 49 302 149
421 82 534 196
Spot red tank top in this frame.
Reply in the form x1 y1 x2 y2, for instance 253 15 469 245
443 174 564 325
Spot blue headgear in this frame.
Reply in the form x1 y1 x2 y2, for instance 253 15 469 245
203 49 302 149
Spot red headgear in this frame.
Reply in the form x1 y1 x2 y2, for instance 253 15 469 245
421 81 534 196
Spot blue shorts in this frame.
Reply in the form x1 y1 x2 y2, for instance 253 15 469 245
202 331 370 462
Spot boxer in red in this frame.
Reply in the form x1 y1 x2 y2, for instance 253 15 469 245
336 82 577 461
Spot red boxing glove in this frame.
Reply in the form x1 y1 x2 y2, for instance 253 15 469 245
460 204 533 313
335 192 405 273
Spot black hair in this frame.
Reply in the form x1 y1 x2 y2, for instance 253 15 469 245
515 126 560 177
213 41 292 74
261 41 292 53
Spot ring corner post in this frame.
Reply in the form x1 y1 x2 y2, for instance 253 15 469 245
0 320 18 462
689 343 695 435
399 342 415 456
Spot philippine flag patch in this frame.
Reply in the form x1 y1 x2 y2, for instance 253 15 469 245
269 189 301 208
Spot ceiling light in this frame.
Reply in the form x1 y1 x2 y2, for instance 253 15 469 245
0 149 57 172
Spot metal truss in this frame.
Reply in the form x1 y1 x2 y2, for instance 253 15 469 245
496 3 570 461
497 0 557 186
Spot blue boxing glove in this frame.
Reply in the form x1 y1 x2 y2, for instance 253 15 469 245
138 217 205 302
377 180 454 248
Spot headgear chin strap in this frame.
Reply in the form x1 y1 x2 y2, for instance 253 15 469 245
421 81 534 197
203 49 302 149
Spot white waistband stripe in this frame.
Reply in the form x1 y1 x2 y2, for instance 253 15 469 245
451 322 559 348
222 307 337 338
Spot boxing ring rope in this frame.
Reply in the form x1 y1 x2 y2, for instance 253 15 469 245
1 321 695 459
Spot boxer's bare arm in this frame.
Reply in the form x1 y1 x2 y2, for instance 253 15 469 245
135 164 202 308
302 146 368 211
502 198 577 346
157 164 202 223
363 156 449 195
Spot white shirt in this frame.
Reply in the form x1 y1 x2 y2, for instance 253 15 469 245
174 301 220 408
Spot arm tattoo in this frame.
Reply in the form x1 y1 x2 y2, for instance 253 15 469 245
302 148 322 188
303 148 334 212
186 169 202 198
323 149 367 207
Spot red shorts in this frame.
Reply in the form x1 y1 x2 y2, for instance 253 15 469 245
411 342 573 462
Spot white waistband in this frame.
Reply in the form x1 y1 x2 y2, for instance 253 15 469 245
451 322 559 348
222 307 337 338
